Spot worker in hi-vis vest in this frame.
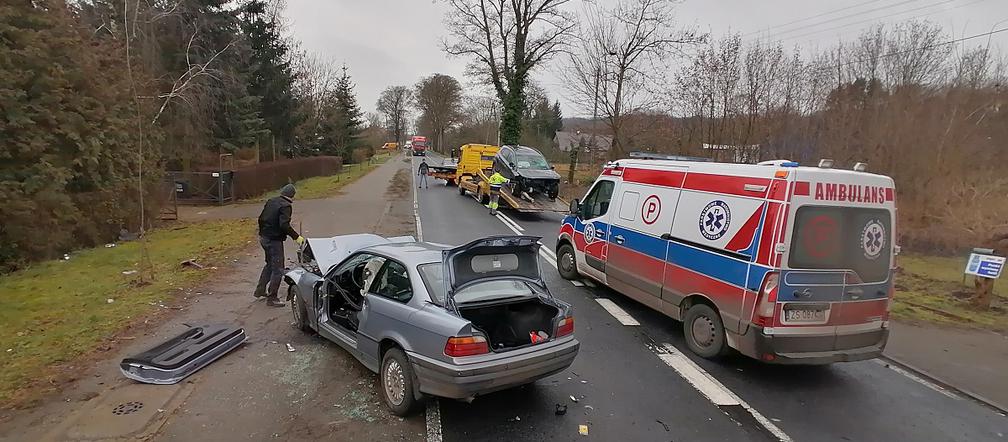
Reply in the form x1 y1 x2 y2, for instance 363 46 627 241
487 172 509 215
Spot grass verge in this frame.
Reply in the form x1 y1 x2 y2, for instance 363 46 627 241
247 153 393 201
892 253 1006 331
0 218 255 408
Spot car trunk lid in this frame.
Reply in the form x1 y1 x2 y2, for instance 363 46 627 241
442 236 546 308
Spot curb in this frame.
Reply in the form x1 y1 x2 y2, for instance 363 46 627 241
880 354 1008 415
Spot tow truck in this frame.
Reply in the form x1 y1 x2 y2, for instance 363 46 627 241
445 144 569 213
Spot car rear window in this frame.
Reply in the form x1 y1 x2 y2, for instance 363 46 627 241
789 206 892 283
417 263 537 306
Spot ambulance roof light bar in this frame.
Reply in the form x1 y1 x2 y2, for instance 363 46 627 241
853 162 868 172
758 160 799 167
818 159 835 169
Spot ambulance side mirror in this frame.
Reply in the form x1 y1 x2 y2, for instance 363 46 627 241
569 198 581 217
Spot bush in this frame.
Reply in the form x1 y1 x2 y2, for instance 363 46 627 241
351 147 372 164
231 156 342 199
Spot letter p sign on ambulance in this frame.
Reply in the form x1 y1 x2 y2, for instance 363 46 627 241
642 195 661 225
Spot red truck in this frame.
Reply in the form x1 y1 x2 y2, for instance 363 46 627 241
411 136 428 156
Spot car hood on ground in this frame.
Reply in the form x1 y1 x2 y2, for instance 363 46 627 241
516 168 561 180
305 234 415 273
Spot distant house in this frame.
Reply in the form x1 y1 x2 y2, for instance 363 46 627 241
554 131 613 153
701 143 761 163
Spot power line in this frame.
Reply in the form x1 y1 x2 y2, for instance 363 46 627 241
810 25 1008 74
762 0 936 40
783 0 989 42
741 0 885 38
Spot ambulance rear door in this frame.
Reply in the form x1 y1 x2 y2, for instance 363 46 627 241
780 169 896 346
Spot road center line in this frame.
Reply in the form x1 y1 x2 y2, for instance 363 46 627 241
494 213 523 234
594 298 641 326
425 399 443 442
539 250 558 269
655 343 793 442
497 212 524 231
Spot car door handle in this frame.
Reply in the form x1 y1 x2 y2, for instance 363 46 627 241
613 235 625 244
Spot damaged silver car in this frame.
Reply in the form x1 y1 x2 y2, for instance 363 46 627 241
284 234 580 415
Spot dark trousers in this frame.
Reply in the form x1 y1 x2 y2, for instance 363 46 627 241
417 173 428 188
255 236 284 299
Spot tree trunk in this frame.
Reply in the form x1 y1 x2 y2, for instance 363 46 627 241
500 77 527 145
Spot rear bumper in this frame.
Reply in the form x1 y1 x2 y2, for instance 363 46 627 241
735 325 888 365
408 338 579 399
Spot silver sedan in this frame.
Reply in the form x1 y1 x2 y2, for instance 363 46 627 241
284 234 580 415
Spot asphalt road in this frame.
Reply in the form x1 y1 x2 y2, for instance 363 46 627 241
410 154 1008 442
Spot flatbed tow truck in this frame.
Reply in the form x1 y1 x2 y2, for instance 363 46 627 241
430 143 568 213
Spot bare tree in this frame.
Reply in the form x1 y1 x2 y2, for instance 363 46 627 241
563 0 702 158
443 0 575 145
414 74 464 153
376 86 413 145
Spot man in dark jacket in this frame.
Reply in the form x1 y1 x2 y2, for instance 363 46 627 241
254 184 304 307
417 159 429 189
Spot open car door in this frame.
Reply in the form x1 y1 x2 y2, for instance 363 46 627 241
120 324 246 384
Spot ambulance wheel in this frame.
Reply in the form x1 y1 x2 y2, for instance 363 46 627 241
683 304 730 359
557 243 579 280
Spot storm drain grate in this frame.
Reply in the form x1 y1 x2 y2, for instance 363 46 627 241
111 401 144 416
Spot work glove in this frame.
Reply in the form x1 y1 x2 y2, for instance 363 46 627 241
295 236 306 246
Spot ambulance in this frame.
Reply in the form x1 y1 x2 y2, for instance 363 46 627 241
556 156 897 364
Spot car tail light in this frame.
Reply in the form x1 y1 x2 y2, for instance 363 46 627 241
753 272 779 327
444 336 489 357
556 316 575 337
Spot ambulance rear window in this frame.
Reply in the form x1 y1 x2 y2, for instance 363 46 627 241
789 206 892 282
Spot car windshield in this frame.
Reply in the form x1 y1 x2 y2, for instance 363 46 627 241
417 263 537 305
515 153 550 170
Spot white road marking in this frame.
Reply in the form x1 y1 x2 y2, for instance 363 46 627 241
874 359 959 400
411 156 423 241
494 213 523 234
570 280 585 287
539 250 558 269
497 212 524 231
425 399 443 442
595 298 641 326
655 343 792 442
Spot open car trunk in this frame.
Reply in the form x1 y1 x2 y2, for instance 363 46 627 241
458 298 559 351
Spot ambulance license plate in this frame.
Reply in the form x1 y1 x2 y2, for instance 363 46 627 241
783 307 828 324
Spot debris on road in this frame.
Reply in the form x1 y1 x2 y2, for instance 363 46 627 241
555 404 567 416
656 419 670 431
584 405 594 413
578 424 589 436
181 259 205 269
104 243 116 248
122 270 137 275
286 343 296 352
569 395 579 403
106 298 115 304
580 380 588 384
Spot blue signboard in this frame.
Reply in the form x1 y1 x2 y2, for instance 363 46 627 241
965 253 1005 279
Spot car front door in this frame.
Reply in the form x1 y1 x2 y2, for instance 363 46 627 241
320 252 381 349
576 179 617 282
356 259 417 372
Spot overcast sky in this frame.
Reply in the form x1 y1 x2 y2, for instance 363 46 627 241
284 0 1008 117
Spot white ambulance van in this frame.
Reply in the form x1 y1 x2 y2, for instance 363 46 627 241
556 157 896 364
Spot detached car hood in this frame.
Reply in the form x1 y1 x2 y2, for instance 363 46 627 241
304 234 415 273
442 235 544 301
516 168 560 180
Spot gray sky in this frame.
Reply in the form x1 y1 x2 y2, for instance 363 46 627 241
285 0 1008 117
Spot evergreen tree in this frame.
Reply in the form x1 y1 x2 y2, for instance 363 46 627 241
326 65 364 158
241 0 298 154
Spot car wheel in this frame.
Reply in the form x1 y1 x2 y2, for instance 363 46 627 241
683 303 730 359
557 243 579 280
380 348 419 416
289 286 311 333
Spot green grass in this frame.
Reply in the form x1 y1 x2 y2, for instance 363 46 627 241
892 253 1006 331
0 218 255 408
246 153 393 201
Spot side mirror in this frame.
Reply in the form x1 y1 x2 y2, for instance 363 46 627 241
550 165 556 170
569 198 580 216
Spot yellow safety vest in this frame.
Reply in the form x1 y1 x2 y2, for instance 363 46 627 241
489 173 509 185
